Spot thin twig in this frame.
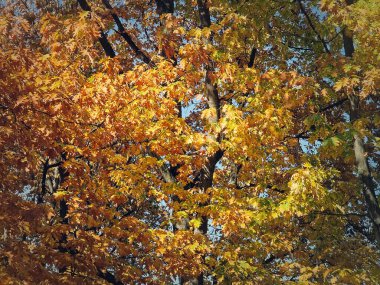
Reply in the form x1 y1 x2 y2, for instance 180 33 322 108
296 0 330 53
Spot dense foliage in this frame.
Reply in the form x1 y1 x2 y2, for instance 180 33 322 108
0 0 379 283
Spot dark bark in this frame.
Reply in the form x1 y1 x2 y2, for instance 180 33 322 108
77 0 116 58
97 269 124 285
248 47 257 68
296 0 330 53
156 0 174 14
285 98 348 140
196 0 220 125
343 0 380 246
101 0 152 64
343 28 354 58
197 0 211 28
37 160 63 204
37 159 49 204
189 2 222 284
205 70 221 124
319 97 348 112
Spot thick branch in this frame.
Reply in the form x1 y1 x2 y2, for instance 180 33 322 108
37 159 63 204
97 269 124 285
343 0 380 247
155 0 174 14
37 159 49 204
248 47 257 68
101 0 152 64
77 0 116 58
197 0 211 28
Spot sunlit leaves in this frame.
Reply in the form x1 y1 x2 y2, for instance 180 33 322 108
0 0 379 284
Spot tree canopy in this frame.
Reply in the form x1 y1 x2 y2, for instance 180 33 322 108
0 0 379 284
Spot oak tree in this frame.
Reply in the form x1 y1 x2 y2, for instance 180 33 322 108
0 0 379 284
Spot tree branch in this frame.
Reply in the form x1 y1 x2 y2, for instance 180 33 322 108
77 0 116 58
37 159 49 204
285 97 348 140
248 47 257 68
97 269 124 285
101 0 152 65
296 0 330 54
318 97 348 112
312 210 366 218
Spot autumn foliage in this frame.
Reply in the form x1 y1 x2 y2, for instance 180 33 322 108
0 0 379 284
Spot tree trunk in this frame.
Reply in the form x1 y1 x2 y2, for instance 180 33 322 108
187 1 223 284
343 0 380 246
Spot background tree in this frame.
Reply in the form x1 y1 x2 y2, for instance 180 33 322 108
0 0 379 284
